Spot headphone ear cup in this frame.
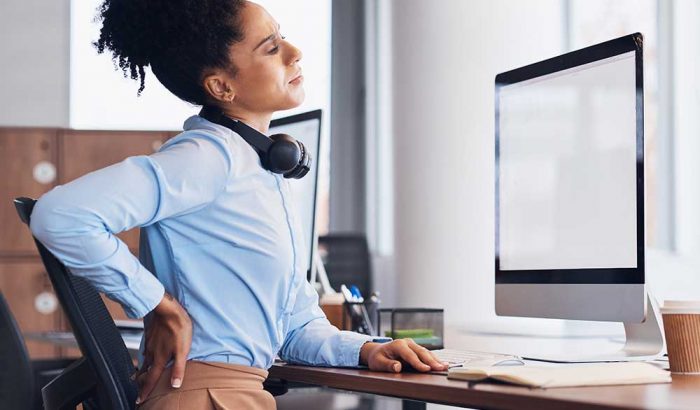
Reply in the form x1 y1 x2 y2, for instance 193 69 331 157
267 134 302 173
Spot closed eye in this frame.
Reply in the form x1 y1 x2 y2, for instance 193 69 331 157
268 35 286 55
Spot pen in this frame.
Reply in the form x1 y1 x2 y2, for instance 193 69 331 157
340 284 354 302
350 285 364 302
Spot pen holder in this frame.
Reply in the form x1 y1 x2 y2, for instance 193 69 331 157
377 308 444 349
342 300 379 336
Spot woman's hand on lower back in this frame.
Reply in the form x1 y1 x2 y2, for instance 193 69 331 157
134 292 192 405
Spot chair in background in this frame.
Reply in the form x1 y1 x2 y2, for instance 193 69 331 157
318 234 373 297
0 292 77 410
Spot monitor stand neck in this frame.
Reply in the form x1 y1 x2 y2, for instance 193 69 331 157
620 293 666 359
526 293 665 363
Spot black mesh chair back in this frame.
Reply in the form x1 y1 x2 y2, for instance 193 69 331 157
318 234 372 297
0 292 35 409
14 197 138 410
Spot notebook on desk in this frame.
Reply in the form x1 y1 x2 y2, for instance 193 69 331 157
447 362 671 388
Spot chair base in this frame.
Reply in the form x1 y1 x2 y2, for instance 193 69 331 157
42 357 96 410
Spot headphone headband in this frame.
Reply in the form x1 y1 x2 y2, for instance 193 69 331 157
199 106 272 153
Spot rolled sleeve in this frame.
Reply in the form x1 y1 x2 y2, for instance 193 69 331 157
107 258 165 319
279 279 373 367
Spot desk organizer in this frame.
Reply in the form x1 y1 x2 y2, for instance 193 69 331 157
377 308 444 349
342 300 379 335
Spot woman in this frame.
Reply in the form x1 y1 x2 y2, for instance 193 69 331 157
30 0 447 408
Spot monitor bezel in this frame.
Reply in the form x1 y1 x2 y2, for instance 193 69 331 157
270 109 323 281
495 33 644 285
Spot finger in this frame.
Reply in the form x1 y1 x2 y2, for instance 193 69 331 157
137 359 166 404
170 352 187 388
135 369 151 390
408 341 448 371
133 354 153 381
397 343 431 372
372 352 403 373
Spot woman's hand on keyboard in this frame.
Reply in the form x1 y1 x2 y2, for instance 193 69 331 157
360 339 449 373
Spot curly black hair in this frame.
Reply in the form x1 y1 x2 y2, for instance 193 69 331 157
94 0 246 105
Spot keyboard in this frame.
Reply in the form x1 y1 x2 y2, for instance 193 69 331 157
431 349 524 372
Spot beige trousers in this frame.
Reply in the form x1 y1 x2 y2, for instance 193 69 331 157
138 361 276 410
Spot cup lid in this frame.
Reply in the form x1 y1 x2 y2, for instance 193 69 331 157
661 300 700 314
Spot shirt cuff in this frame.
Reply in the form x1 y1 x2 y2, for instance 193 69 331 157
110 265 165 319
338 331 374 367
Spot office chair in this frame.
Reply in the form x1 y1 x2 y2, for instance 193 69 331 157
14 197 288 409
318 234 373 297
14 197 139 410
0 292 77 410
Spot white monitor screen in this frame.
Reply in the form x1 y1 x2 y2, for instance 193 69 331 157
269 116 321 274
498 51 637 271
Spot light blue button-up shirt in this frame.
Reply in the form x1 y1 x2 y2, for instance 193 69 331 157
29 115 371 369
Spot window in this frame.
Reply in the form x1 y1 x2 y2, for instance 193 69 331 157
566 0 667 249
566 0 700 300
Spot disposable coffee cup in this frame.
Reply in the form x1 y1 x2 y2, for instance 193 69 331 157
661 301 700 374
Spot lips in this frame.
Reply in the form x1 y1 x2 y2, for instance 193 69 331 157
289 71 303 83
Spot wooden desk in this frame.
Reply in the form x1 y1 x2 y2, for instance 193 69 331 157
269 363 700 410
269 324 700 410
29 323 700 409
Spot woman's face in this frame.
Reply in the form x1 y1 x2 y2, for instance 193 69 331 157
214 1 305 113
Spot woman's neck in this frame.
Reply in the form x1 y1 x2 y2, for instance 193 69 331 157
219 107 272 134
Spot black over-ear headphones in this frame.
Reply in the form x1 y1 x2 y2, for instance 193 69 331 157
199 106 311 179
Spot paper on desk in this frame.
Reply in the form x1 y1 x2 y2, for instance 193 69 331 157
447 362 671 388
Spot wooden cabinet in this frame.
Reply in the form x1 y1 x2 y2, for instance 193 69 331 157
0 127 175 357
0 129 58 257
0 260 62 358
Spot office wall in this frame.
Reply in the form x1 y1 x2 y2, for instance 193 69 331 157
0 0 70 127
646 0 700 301
673 1 700 260
390 0 564 324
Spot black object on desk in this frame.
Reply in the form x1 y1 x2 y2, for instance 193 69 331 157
378 308 444 349
340 284 379 335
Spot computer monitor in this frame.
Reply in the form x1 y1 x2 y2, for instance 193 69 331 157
495 33 663 361
269 109 322 280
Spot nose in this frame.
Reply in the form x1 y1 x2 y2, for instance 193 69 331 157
285 41 302 65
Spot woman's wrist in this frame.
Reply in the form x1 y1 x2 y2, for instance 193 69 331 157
153 292 181 317
359 342 380 366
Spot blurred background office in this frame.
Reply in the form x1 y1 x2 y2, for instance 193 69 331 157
2 0 700 408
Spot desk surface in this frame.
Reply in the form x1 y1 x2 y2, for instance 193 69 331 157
269 363 700 410
269 323 700 410
29 322 700 409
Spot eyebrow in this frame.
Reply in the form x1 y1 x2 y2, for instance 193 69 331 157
253 34 275 51
253 24 282 51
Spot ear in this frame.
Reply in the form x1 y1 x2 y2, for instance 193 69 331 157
202 73 237 104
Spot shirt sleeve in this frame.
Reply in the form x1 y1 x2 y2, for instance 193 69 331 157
29 134 231 319
278 278 373 367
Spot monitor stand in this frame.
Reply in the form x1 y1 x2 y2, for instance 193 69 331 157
525 294 666 363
